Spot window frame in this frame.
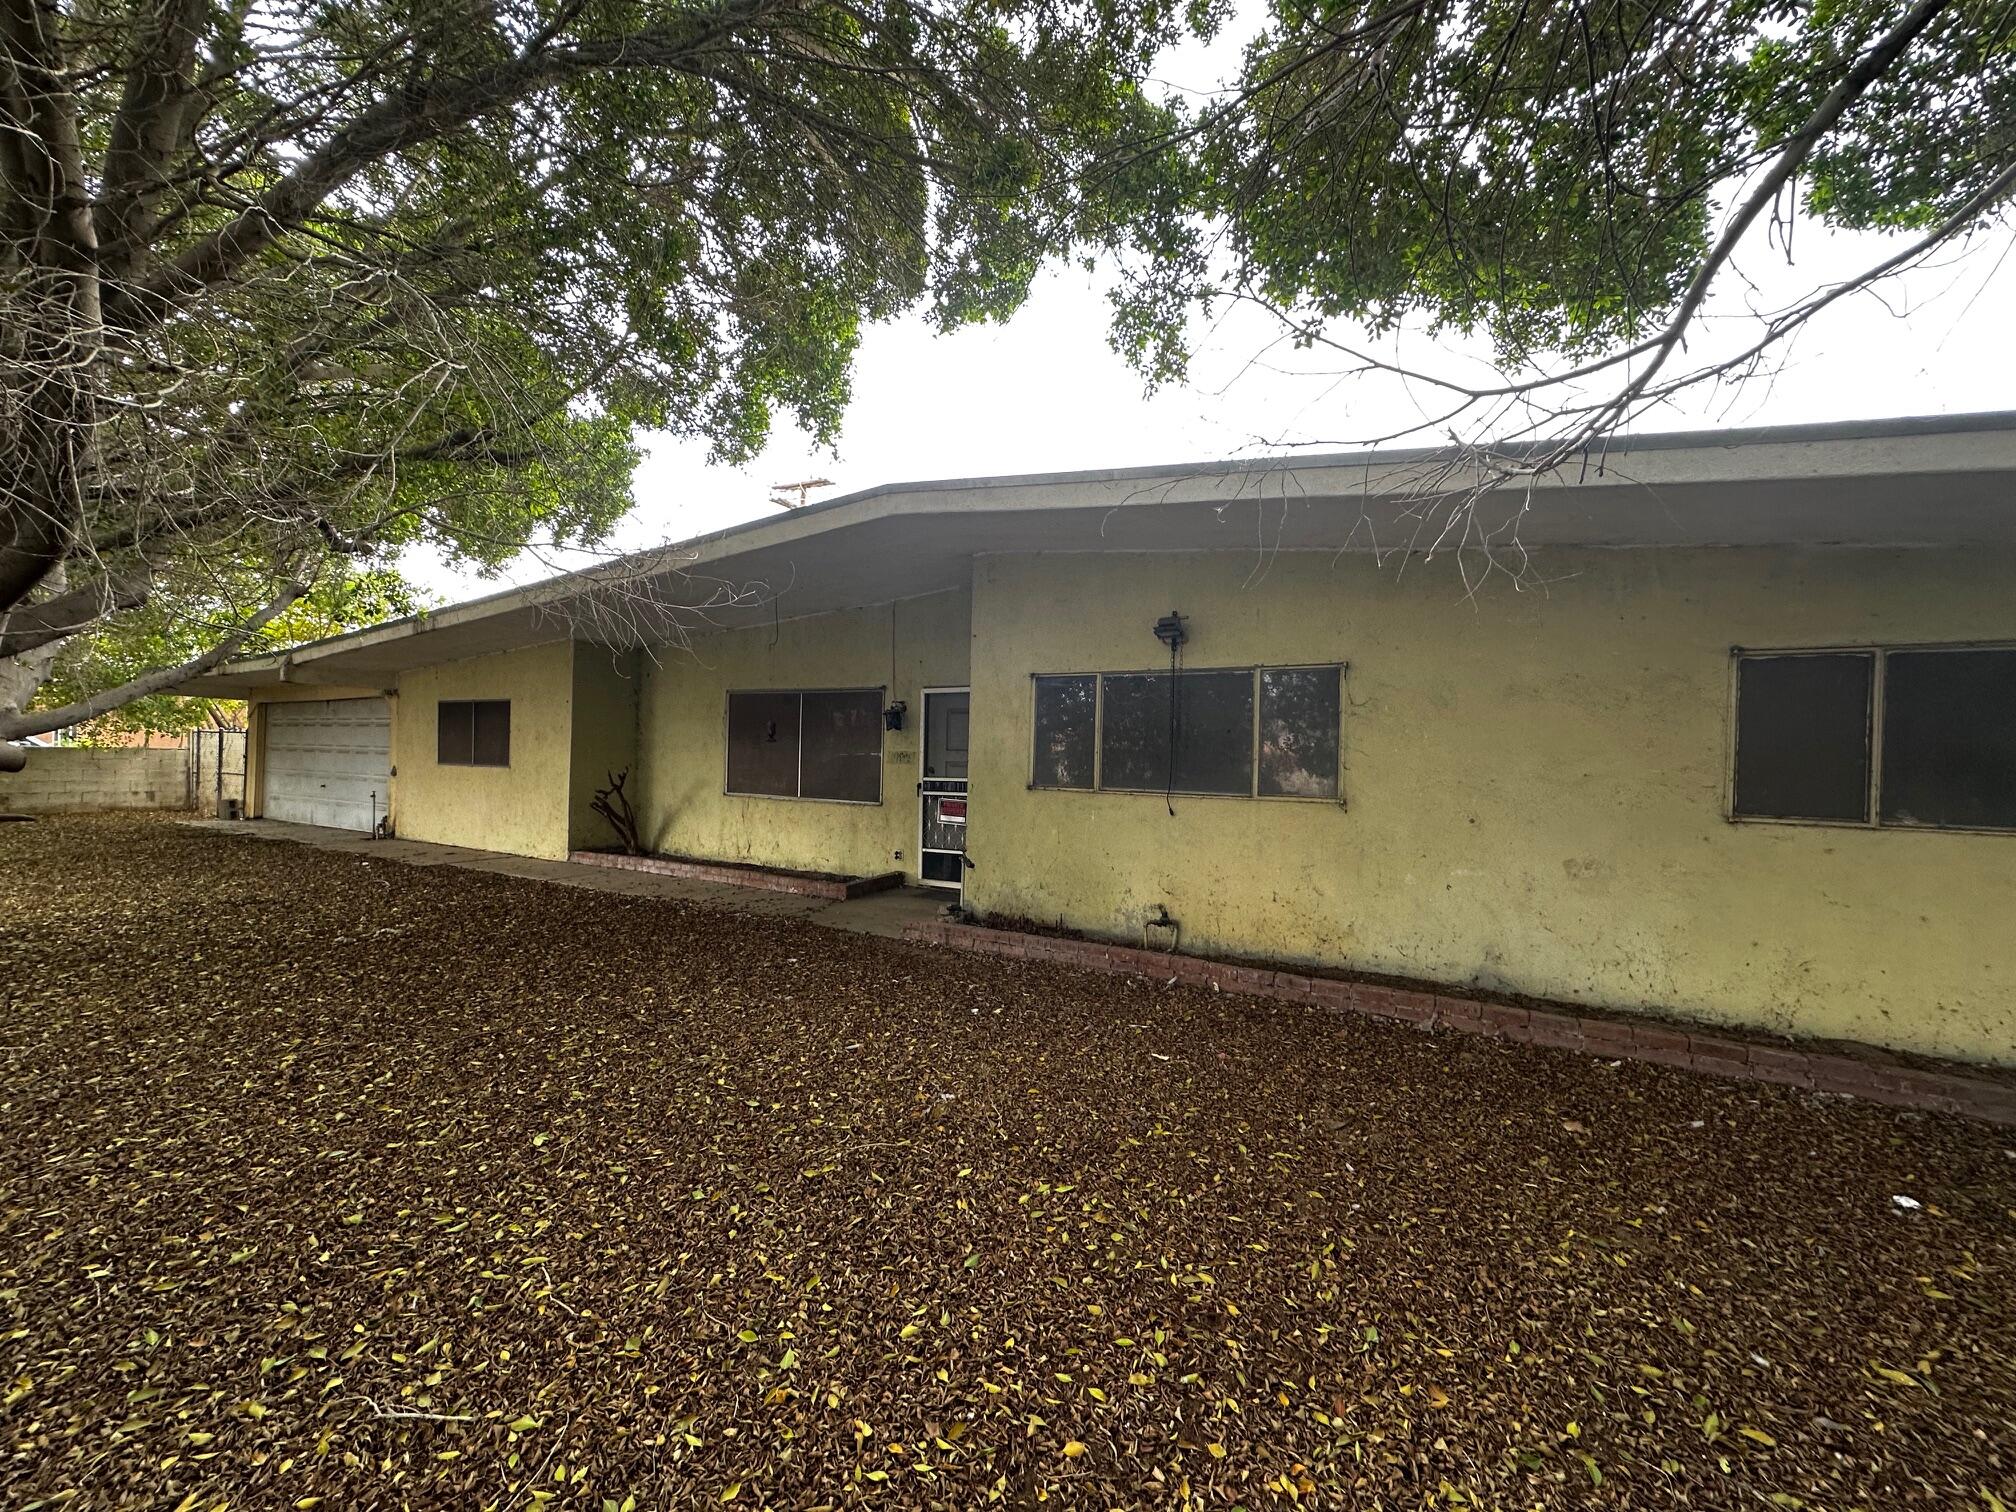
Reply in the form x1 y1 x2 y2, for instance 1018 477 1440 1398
1030 674 1099 791
436 698 511 768
1026 663 1347 804
1725 640 2016 836
723 686 885 805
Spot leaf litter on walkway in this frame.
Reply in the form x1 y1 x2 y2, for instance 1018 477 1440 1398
2 816 2013 1508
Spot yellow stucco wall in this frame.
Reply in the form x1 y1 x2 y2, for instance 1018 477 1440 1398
569 647 643 850
393 641 577 858
965 548 2016 1065
634 588 971 878
245 683 389 821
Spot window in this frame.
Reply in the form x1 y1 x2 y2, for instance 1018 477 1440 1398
1732 654 1872 822
800 690 884 802
726 689 882 802
1030 665 1344 800
1880 649 2016 830
1259 666 1342 798
1732 644 2016 832
1101 669 1254 795
1032 676 1096 789
437 699 510 767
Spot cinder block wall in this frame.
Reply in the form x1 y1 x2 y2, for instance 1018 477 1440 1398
0 748 191 812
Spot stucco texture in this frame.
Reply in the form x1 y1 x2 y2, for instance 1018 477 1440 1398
392 642 578 858
964 548 2016 1065
569 647 643 851
634 588 970 878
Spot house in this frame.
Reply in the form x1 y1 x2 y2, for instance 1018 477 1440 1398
183 412 2016 1067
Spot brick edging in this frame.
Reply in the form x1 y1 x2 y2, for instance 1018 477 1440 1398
901 920 2016 1126
570 851 903 901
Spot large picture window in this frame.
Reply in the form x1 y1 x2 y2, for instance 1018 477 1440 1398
437 699 510 767
726 689 883 803
1732 644 2016 832
1030 665 1344 800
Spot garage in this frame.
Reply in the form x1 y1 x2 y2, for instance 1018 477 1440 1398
262 698 392 831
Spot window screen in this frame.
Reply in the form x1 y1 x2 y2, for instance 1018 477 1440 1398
1032 675 1096 788
1880 648 2016 830
472 700 510 767
1100 670 1254 796
800 690 883 803
1732 653 1873 822
1259 666 1341 798
726 691 802 797
437 700 473 765
437 700 509 767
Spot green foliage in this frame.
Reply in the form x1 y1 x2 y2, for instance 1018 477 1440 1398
3 0 1210 731
1150 0 2016 374
38 570 428 741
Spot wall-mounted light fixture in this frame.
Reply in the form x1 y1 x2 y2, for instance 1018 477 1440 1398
883 699 907 732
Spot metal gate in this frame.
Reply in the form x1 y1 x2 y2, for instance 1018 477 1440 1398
187 729 248 816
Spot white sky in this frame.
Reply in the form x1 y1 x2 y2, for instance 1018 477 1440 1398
406 18 2016 601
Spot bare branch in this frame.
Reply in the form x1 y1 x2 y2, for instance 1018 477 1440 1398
0 579 307 739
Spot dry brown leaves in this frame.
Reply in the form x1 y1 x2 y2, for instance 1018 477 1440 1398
2 816 2013 1510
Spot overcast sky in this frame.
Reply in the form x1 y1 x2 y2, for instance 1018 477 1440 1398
405 19 2016 602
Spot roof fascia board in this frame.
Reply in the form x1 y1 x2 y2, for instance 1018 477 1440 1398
198 410 2016 682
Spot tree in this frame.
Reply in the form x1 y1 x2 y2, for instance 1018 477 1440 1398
0 0 1196 740
37 566 425 741
1125 0 2016 509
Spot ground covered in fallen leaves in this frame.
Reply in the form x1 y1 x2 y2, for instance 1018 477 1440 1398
3 816 2014 1511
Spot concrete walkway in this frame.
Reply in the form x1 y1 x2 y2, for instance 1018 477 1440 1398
179 819 952 939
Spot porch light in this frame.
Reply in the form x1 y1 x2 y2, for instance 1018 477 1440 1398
883 700 907 731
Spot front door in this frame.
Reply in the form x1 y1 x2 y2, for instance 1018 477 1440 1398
919 688 969 890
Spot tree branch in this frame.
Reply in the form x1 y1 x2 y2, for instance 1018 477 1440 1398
0 569 153 659
1567 0 1959 442
97 0 211 279
0 580 307 739
106 0 789 330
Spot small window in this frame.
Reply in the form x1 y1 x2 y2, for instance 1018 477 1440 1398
437 699 510 767
1259 666 1341 798
725 689 882 801
1732 653 1873 822
1880 648 2016 830
437 700 472 766
1100 669 1255 797
1032 675 1096 789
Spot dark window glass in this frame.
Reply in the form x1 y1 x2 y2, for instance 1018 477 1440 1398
1733 653 1873 822
471 701 510 767
438 700 509 766
1032 676 1096 788
1101 670 1254 796
800 689 883 802
1880 648 2016 830
437 700 474 765
726 692 801 797
1258 666 1341 798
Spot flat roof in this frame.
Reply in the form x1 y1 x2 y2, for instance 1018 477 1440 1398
182 409 2016 693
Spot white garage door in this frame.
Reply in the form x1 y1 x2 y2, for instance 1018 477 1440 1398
264 698 392 832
